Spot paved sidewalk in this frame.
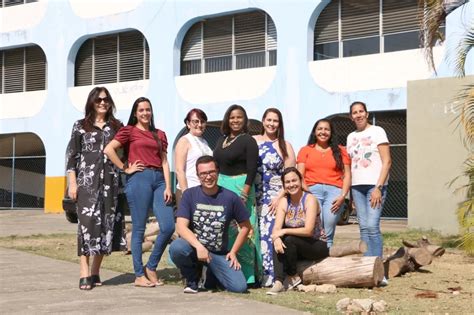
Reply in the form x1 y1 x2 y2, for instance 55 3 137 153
0 248 303 314
0 210 305 314
0 210 407 314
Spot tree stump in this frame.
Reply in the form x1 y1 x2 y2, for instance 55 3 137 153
297 256 384 287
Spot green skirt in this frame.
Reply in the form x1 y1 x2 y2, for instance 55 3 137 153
218 174 262 285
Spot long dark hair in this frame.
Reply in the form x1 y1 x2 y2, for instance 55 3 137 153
261 108 288 159
127 96 161 152
221 104 249 135
127 97 157 131
82 87 121 132
307 119 343 172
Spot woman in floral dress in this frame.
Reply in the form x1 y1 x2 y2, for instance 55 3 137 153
253 108 295 287
66 87 125 290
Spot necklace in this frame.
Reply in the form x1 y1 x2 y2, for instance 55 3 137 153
222 133 244 149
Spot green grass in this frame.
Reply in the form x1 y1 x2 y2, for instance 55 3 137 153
0 230 471 314
382 229 461 249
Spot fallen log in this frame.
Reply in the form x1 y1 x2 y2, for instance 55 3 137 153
329 240 367 257
384 247 414 278
297 256 384 288
402 236 445 257
407 247 433 268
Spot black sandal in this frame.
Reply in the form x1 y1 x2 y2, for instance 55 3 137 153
79 277 92 290
91 275 102 287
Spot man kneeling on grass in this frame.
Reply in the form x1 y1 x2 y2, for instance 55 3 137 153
169 155 250 293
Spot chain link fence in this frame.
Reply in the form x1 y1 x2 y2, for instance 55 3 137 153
173 112 407 219
329 110 407 218
0 133 46 209
173 119 262 150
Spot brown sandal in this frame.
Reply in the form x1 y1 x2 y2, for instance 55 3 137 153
134 276 155 288
145 267 164 286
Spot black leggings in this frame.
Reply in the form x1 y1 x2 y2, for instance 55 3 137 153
273 235 329 282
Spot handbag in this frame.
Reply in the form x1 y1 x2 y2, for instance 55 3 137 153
62 194 78 223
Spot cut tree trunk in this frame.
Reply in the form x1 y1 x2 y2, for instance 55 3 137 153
402 236 445 257
384 247 413 278
407 247 433 268
329 240 367 257
297 256 384 288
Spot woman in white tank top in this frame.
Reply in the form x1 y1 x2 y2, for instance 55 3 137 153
174 109 212 205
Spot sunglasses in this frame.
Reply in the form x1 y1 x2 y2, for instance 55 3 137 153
96 96 110 103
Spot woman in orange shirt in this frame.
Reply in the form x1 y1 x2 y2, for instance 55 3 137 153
297 119 351 247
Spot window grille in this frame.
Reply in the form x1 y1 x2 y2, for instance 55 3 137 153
74 30 150 86
181 10 277 75
314 0 426 60
2 0 37 8
1 45 46 94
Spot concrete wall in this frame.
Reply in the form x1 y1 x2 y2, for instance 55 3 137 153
407 75 473 235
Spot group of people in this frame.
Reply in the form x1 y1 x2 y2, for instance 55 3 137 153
66 87 391 293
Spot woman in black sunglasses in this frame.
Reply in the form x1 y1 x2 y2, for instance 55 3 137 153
66 87 125 290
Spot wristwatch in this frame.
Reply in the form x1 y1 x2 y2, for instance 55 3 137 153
376 185 383 191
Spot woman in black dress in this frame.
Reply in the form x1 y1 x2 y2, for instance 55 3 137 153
66 87 125 290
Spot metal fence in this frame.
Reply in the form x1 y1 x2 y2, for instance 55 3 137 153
329 110 407 218
0 133 46 209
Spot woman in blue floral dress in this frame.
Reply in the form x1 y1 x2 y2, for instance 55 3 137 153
253 108 295 287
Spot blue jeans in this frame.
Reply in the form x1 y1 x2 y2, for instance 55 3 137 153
169 238 247 293
309 184 344 248
125 169 175 277
351 185 387 258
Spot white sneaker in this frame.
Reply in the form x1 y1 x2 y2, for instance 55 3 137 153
266 281 285 295
183 281 198 294
379 277 388 287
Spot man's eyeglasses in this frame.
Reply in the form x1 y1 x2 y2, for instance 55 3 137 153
190 119 206 126
197 170 217 179
96 96 110 103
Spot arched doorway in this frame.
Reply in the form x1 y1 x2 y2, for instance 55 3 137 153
0 133 46 209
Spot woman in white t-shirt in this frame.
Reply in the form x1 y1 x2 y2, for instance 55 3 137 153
346 101 391 266
174 109 213 206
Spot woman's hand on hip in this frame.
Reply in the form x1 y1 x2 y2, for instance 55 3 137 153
164 187 173 204
124 160 144 175
268 197 280 215
68 183 77 200
330 195 345 213
370 188 382 209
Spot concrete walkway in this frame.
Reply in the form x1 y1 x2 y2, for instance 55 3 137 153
0 210 407 314
0 210 305 314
